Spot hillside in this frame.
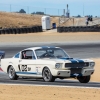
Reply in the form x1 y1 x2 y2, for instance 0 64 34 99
0 12 100 29
0 12 60 28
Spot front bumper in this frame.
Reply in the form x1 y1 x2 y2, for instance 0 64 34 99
51 68 94 77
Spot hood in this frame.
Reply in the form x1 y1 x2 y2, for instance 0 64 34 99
40 57 87 63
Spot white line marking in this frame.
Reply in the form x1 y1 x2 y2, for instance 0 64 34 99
0 83 100 89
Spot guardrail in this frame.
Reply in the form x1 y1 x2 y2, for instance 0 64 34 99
0 26 42 34
57 26 100 33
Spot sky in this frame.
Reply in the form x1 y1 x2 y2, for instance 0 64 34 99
0 0 100 16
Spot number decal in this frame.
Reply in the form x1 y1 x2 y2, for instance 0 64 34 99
21 65 27 72
18 65 31 72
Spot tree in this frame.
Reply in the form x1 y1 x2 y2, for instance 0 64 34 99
19 9 26 13
31 11 44 15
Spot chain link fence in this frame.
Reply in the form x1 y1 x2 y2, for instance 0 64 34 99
0 4 64 16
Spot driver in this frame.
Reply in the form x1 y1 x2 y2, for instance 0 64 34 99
22 51 26 59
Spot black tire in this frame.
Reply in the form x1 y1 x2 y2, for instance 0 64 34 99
8 66 18 80
77 75 90 83
42 67 55 82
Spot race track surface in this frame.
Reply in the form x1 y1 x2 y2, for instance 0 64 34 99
0 43 100 58
0 73 100 88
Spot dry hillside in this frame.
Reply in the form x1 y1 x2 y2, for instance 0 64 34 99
0 12 100 28
0 12 59 28
0 12 42 28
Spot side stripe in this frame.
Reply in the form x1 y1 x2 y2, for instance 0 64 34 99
16 72 42 75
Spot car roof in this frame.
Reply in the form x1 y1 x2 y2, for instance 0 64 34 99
23 46 60 51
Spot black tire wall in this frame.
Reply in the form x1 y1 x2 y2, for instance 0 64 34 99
57 26 100 33
0 26 43 35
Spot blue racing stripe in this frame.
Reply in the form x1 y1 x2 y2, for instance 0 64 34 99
68 59 78 63
59 58 84 63
59 58 77 63
16 72 37 74
75 59 84 63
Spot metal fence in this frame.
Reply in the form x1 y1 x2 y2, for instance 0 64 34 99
0 4 64 16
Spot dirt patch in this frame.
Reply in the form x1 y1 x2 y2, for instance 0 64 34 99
0 32 100 43
0 85 100 100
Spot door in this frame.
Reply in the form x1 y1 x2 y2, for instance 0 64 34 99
17 50 37 77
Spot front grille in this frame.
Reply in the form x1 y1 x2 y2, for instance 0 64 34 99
70 68 82 74
65 62 89 68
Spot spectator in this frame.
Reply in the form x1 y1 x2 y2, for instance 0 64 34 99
86 16 89 26
90 15 93 21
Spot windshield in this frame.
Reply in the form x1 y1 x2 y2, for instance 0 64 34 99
35 48 69 59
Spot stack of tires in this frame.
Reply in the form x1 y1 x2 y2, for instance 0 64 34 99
0 26 42 35
57 26 100 33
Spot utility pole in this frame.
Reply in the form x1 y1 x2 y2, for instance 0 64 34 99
27 6 29 14
10 4 11 12
58 9 59 16
44 8 46 15
83 4 84 17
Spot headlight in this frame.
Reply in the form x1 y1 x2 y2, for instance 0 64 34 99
55 63 62 69
90 62 95 67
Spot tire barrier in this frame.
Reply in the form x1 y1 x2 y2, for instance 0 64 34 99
57 26 100 33
0 26 43 35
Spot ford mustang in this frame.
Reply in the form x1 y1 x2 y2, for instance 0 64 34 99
1 46 95 83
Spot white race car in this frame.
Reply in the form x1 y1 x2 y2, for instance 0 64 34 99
1 46 95 83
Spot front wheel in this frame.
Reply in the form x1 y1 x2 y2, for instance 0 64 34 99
77 75 91 83
42 67 55 82
8 66 18 80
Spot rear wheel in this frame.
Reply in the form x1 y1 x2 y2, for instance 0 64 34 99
77 75 90 83
42 67 55 82
8 66 18 80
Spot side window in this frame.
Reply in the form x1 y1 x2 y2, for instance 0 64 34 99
14 53 20 58
22 50 35 59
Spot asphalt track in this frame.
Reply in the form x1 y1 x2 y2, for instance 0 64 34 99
0 43 100 58
0 43 100 88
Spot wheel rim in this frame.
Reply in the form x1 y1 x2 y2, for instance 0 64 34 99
9 66 15 79
43 69 51 81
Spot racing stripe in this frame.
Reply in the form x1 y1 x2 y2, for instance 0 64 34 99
60 58 78 63
16 72 37 74
16 72 42 75
68 59 78 63
59 58 84 63
75 59 84 63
